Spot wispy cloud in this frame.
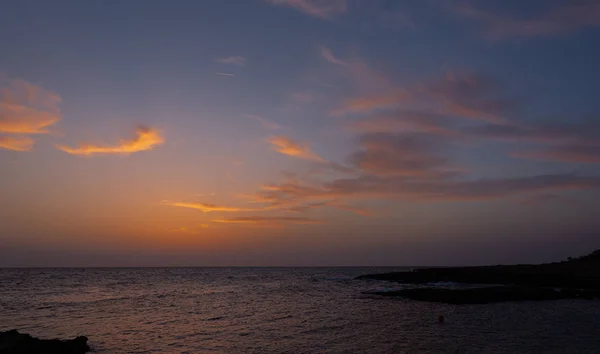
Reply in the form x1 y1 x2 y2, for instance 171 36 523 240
349 132 463 179
331 91 411 116
291 92 314 104
518 193 580 206
251 173 600 204
327 201 372 216
268 135 326 162
349 111 458 137
328 57 600 169
248 115 282 130
512 145 600 164
163 201 267 213
267 0 347 20
213 216 324 226
0 79 61 151
321 47 397 109
57 126 164 156
453 0 600 40
0 79 62 134
0 136 34 152
217 56 247 66
321 46 348 66
169 225 210 234
216 72 235 77
330 66 518 122
426 72 517 124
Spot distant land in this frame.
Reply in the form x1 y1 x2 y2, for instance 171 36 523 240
359 250 600 304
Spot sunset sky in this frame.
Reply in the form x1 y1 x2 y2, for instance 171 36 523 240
2 0 600 266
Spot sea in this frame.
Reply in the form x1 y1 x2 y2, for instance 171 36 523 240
1 267 600 353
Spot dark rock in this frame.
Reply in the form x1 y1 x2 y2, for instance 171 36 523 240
367 286 600 304
0 330 90 354
358 249 600 290
358 249 600 303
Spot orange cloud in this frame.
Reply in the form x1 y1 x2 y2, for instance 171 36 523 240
57 126 164 156
268 136 325 162
165 196 361 218
0 136 34 152
169 225 210 234
163 201 267 213
212 216 324 226
268 0 347 19
0 79 61 149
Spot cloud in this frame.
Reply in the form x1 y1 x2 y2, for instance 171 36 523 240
268 136 326 162
350 113 600 151
462 123 549 142
424 72 517 124
216 56 246 65
321 48 399 115
170 225 210 234
327 201 372 216
255 173 600 203
165 192 363 218
267 138 353 172
0 79 61 151
518 193 580 206
333 66 600 169
268 0 347 19
248 115 282 130
512 145 600 164
163 201 267 213
321 46 348 66
232 58 600 220
216 72 235 76
291 92 314 104
247 121 600 205
331 91 411 116
350 111 458 137
280 199 368 215
331 70 518 122
57 126 164 156
212 216 324 226
0 136 34 152
348 132 463 179
453 0 600 40
349 111 599 147
331 174 600 202
0 79 62 135
281 200 331 212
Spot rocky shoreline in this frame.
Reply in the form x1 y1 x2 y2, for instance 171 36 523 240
359 250 600 304
367 286 600 304
0 330 90 354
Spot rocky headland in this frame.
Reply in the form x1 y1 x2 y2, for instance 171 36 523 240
359 250 600 304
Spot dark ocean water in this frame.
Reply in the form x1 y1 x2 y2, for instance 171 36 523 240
1 267 600 353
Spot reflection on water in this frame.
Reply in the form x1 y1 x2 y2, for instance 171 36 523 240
1 268 600 353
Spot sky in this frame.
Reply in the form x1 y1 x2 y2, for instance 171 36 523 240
1 0 600 267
